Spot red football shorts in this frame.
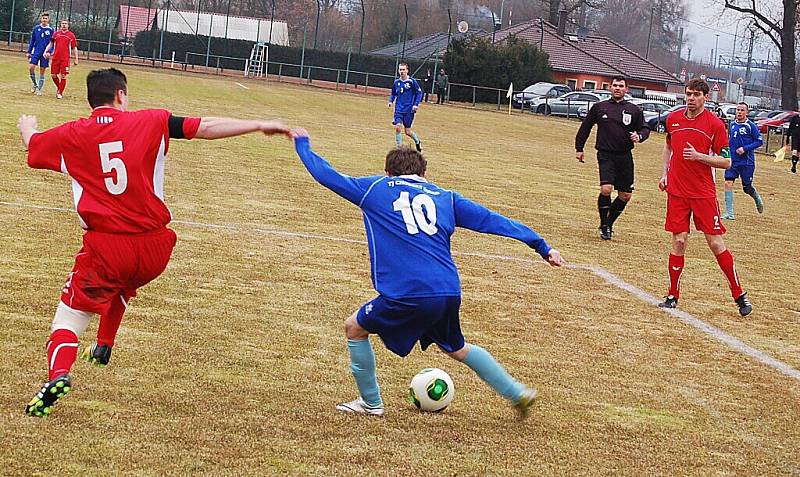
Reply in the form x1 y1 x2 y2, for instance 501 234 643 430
60 227 177 315
665 193 726 235
50 59 70 75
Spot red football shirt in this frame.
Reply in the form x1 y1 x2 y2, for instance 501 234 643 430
664 108 728 199
28 107 199 233
51 30 77 60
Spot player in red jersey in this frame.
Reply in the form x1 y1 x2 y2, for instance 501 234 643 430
44 20 78 99
657 78 752 317
18 68 291 417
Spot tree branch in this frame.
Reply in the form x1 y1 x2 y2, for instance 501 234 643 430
723 0 780 33
753 20 781 48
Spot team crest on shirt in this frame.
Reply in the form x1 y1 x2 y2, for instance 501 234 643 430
622 111 632 126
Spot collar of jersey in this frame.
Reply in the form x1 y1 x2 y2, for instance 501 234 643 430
91 106 123 115
682 108 707 120
396 174 427 182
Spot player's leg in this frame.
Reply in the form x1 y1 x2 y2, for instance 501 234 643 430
50 61 60 91
446 342 536 419
660 194 691 308
81 293 127 367
404 123 421 153
722 176 736 219
37 65 47 93
26 301 93 417
694 198 752 316
28 61 37 92
606 153 634 232
596 152 615 239
740 164 763 214
336 309 384 415
393 121 403 147
59 72 68 96
792 149 798 174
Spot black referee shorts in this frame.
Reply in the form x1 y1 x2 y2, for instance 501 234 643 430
597 150 634 193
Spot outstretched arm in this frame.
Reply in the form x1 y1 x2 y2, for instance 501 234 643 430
453 193 563 266
292 129 378 206
193 117 290 140
18 114 38 149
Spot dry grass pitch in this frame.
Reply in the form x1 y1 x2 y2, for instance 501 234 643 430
1 52 799 475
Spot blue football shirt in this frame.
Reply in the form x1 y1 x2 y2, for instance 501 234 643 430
390 77 423 113
294 137 552 299
29 24 54 55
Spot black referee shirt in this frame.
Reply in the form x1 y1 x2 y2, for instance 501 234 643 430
575 98 650 154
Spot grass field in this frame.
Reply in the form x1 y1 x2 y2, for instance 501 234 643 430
1 51 799 475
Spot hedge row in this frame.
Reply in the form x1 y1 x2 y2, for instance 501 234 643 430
133 30 427 89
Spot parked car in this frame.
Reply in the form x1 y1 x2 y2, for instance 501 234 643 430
755 110 783 120
631 98 671 122
511 82 571 107
716 103 739 121
532 91 606 116
755 111 799 133
575 92 639 118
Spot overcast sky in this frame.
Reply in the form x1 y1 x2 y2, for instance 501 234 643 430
683 2 777 67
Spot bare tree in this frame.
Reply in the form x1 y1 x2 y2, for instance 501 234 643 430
724 0 798 109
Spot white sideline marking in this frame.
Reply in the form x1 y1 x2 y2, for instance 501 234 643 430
234 82 250 90
2 199 799 383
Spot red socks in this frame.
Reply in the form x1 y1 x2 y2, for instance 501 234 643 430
51 75 59 88
59 78 67 94
47 329 79 380
97 295 127 347
668 253 684 298
715 250 743 299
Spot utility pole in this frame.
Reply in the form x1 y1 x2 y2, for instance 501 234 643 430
744 28 755 84
675 27 683 75
645 7 654 59
713 34 719 69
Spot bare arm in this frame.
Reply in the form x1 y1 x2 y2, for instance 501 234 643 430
659 141 671 191
18 115 38 149
193 117 290 140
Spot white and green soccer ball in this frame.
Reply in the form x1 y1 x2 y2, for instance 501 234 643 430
408 368 455 412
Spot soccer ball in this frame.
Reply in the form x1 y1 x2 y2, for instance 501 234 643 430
408 368 455 412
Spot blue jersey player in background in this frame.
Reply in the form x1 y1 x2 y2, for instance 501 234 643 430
292 129 565 419
27 12 54 95
723 102 764 220
388 63 424 152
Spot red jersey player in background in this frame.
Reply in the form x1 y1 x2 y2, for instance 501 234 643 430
657 78 752 317
18 68 291 417
44 20 78 99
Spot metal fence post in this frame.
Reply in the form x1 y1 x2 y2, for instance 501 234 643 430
472 86 476 107
365 72 369 92
205 10 213 68
336 70 340 90
497 89 501 110
8 0 16 46
300 24 307 81
344 47 351 91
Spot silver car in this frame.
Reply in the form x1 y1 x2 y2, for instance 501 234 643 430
532 91 607 116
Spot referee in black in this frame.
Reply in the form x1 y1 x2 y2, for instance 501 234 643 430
575 76 649 240
788 114 800 174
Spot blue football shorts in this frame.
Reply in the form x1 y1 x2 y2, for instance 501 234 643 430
392 111 415 128
724 162 755 184
29 52 50 68
356 295 465 357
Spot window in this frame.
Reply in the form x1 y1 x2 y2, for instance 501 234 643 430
601 83 609 90
583 80 596 90
629 86 645 98
566 79 577 90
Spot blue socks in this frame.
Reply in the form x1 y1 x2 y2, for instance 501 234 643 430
462 344 525 403
724 190 734 216
38 74 45 90
411 132 420 145
30 72 37 87
395 132 402 146
347 338 382 407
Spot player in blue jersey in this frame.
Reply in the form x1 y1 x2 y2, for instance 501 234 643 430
388 63 424 152
291 129 565 419
27 12 54 95
722 103 764 219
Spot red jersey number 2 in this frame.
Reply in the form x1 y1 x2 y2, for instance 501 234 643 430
99 141 127 195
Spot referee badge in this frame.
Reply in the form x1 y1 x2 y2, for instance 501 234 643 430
622 111 632 126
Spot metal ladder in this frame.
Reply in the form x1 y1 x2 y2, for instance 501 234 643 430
245 42 268 78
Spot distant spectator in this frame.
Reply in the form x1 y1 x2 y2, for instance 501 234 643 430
436 68 448 104
788 114 800 174
422 68 432 103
